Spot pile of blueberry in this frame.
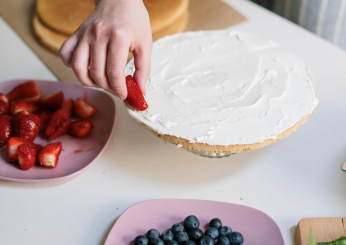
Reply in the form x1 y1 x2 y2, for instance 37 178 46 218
133 215 244 245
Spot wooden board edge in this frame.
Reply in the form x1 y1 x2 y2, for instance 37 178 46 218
295 218 305 245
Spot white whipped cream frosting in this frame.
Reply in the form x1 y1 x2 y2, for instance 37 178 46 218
125 31 318 146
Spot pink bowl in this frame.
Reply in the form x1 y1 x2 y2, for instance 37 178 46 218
0 79 116 182
104 199 285 245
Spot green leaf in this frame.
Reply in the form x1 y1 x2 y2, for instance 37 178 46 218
310 229 318 245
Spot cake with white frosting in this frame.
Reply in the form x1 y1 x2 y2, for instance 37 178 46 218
125 31 319 153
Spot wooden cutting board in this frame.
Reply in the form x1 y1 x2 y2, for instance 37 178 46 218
0 0 247 84
295 218 346 245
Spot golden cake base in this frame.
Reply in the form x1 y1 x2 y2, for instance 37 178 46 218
125 102 312 156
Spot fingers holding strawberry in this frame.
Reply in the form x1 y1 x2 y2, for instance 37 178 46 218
59 0 152 99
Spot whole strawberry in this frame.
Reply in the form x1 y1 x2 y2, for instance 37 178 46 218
125 75 148 111
45 110 71 140
0 115 13 147
13 111 40 141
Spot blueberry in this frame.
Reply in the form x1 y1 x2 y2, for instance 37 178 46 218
188 228 203 241
184 215 200 230
217 236 230 245
219 226 232 237
149 238 165 245
172 223 185 234
146 229 160 240
174 231 189 244
183 241 197 245
229 232 243 245
161 230 174 242
209 218 222 230
205 227 219 240
166 241 180 245
199 236 215 245
134 235 149 245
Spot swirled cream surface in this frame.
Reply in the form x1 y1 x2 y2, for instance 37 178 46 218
125 31 319 146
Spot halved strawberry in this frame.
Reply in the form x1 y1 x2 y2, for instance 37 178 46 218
0 93 10 115
69 119 94 138
74 99 97 118
10 100 40 115
38 142 62 168
58 98 74 116
45 110 71 140
13 111 40 141
0 115 13 147
6 81 40 102
41 91 64 109
20 90 41 103
0 93 9 104
125 75 148 111
17 143 42 170
6 137 38 162
37 109 53 131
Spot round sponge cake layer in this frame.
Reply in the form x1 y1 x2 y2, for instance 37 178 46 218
125 31 318 151
36 0 188 36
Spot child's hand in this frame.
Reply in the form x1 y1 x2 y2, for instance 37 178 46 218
59 0 152 100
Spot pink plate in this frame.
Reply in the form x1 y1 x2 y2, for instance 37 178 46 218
104 199 285 245
0 79 115 182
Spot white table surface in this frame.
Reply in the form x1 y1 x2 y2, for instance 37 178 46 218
1 1 346 244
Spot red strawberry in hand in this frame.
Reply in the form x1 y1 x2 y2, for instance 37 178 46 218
10 100 40 116
6 80 40 102
37 109 53 131
13 111 40 141
18 143 42 170
0 93 10 115
0 115 13 147
125 75 148 111
45 110 71 140
74 99 97 118
6 137 40 162
38 142 62 168
41 91 64 109
58 98 74 116
69 119 94 138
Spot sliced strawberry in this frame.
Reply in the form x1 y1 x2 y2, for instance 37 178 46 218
74 99 97 118
37 109 53 131
6 137 38 162
58 98 74 116
6 81 40 102
45 110 71 140
69 119 94 138
0 93 9 104
125 75 148 111
21 90 41 103
13 112 40 141
0 115 13 147
0 93 10 115
38 142 62 168
17 143 42 170
41 91 64 109
10 100 40 115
